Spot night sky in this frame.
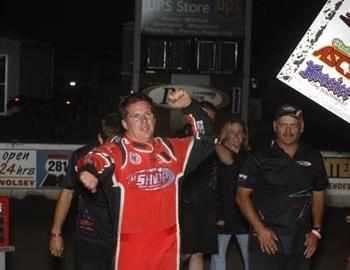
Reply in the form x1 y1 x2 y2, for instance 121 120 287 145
0 1 327 69
0 0 326 68
0 1 134 65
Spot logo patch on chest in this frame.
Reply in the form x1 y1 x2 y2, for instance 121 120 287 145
127 168 175 190
238 173 248 180
129 152 142 165
296 160 312 166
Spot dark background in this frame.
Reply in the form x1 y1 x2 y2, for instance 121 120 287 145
1 2 350 270
0 1 134 66
0 0 349 151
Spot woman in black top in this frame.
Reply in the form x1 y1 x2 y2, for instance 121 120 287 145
210 119 250 270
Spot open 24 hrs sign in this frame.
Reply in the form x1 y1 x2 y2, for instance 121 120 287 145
0 150 36 188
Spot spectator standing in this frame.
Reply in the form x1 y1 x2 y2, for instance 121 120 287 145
236 103 329 270
177 101 218 270
49 113 121 270
210 118 250 270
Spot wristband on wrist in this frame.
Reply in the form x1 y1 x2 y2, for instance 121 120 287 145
311 229 322 239
51 232 62 238
313 226 322 233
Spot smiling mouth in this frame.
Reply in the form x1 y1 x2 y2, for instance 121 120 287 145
140 127 150 131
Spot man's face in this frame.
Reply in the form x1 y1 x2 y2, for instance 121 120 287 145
206 109 216 121
122 101 156 143
273 116 304 147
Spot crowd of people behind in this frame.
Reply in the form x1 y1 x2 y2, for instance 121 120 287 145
49 89 329 270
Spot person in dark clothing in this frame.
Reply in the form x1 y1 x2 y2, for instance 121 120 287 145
210 119 250 270
49 113 122 270
176 101 218 270
236 103 329 270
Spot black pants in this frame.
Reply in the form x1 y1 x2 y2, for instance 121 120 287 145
180 205 218 254
249 235 311 270
75 239 112 270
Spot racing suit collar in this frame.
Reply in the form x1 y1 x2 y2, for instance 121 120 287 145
124 134 155 153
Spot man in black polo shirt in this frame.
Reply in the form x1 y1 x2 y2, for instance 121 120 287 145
236 103 329 270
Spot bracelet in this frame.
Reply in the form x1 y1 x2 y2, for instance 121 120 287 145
51 232 62 238
313 226 322 234
311 229 322 239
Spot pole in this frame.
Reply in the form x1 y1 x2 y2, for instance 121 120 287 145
240 0 253 122
132 0 142 92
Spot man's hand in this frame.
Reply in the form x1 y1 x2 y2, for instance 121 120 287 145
167 89 192 108
80 171 98 193
216 220 225 226
49 236 64 257
256 226 279 254
304 232 319 259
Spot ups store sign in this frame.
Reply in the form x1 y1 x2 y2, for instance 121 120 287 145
141 0 245 37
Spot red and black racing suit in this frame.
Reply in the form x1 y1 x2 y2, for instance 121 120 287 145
76 100 216 270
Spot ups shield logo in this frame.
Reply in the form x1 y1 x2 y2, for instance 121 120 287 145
214 0 243 20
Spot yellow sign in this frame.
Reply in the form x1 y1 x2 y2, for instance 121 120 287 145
323 157 350 178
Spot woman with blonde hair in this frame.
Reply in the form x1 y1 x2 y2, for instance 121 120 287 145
210 118 250 270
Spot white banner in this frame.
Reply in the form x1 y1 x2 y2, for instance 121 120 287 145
277 0 350 123
0 150 36 188
0 143 82 189
143 84 230 108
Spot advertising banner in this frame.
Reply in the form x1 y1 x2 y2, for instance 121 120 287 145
143 84 230 108
141 0 244 37
0 150 36 188
0 144 81 189
323 152 350 195
36 150 72 188
322 151 350 206
277 0 350 123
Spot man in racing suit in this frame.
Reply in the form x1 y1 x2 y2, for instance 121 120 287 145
76 89 217 270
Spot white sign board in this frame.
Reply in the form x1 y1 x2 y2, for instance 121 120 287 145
277 0 350 123
0 143 82 189
140 0 245 37
143 84 230 108
0 150 36 188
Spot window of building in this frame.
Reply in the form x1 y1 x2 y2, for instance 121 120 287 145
168 39 188 71
0 55 7 115
218 41 238 74
142 36 241 75
146 39 167 69
196 41 216 73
